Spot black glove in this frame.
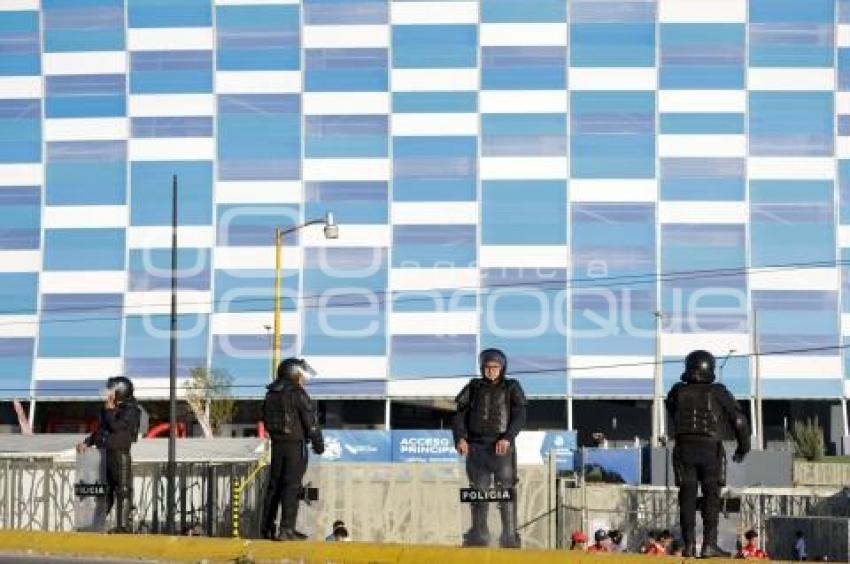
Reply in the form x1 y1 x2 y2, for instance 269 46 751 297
312 441 324 455
732 449 747 463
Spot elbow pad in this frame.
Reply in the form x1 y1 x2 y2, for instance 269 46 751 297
733 413 749 434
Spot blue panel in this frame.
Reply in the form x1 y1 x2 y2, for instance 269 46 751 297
218 94 300 180
393 225 476 267
43 0 125 52
482 113 566 157
304 0 387 25
572 379 653 396
482 180 566 245
761 378 842 398
131 51 213 94
481 0 566 23
129 248 211 291
752 290 839 356
43 229 125 271
217 5 300 71
305 181 388 224
131 116 213 138
0 273 37 314
131 161 213 226
47 141 126 205
211 334 297 397
0 187 40 250
660 113 744 134
39 294 123 357
0 338 34 399
571 24 655 67
661 158 745 201
214 268 299 313
46 75 126 118
390 334 475 379
128 0 211 28
660 24 745 89
33 380 101 398
305 48 388 91
840 49 850 91
392 92 477 113
750 24 833 67
393 136 477 202
571 0 656 23
391 430 461 463
482 46 566 90
749 92 833 156
392 290 476 313
0 99 40 163
392 25 477 68
309 430 391 461
0 11 40 75
840 160 850 223
305 115 388 158
215 203 300 246
750 0 834 24
124 314 209 377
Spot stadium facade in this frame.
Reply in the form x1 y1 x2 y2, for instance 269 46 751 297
0 0 848 446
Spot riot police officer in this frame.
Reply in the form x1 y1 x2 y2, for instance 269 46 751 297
261 358 324 541
666 350 750 558
453 348 527 548
77 376 142 534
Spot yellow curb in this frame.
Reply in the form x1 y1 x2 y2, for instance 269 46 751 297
0 531 745 563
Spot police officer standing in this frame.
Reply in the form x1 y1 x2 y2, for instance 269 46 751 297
453 348 527 548
261 358 324 541
666 350 750 558
77 376 142 534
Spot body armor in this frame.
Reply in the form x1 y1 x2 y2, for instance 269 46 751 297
672 383 720 439
469 379 511 437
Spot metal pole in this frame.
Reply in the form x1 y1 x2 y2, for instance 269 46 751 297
652 311 663 447
753 310 763 450
841 398 849 455
167 174 178 533
272 228 282 376
385 398 391 430
27 398 36 430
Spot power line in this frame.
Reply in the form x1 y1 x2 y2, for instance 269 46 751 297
0 341 846 394
0 256 845 327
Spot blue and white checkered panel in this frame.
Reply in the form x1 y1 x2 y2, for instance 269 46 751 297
1 0 848 401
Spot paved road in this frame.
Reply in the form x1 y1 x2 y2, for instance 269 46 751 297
0 554 158 564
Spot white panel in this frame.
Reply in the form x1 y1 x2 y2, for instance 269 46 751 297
127 28 213 51
568 68 657 91
0 0 39 9
215 247 303 270
301 225 390 247
838 92 850 114
390 311 477 335
480 23 568 46
0 77 41 98
392 202 478 225
659 201 746 224
44 118 129 141
44 52 126 75
839 24 850 47
748 68 834 91
836 137 850 158
749 268 838 291
129 138 215 160
479 245 568 268
124 291 212 315
748 157 834 180
658 135 746 157
569 355 654 378
759 356 842 378
40 272 127 294
303 92 390 115
392 69 478 91
659 0 746 22
303 25 389 48
211 312 299 335
388 378 468 397
0 164 42 186
0 316 37 338
216 181 302 204
838 225 850 247
841 313 850 335
43 206 127 229
570 179 658 202
661 333 750 357
480 90 567 113
216 71 301 93
659 90 746 113
129 94 215 117
127 226 215 248
306 356 387 379
480 157 568 180
303 159 390 181
132 378 190 399
390 268 478 291
216 0 297 4
0 251 40 272
392 113 477 136
35 358 123 380
391 2 477 24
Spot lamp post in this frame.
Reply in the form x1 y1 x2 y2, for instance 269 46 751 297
167 174 178 534
271 213 338 374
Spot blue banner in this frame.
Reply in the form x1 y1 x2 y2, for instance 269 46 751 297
391 430 460 463
577 447 642 485
311 430 392 463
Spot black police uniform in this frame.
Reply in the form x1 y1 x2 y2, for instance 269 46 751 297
261 358 324 541
453 349 527 548
665 350 750 558
84 377 141 534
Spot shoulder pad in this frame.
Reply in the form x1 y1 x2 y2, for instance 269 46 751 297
505 379 528 402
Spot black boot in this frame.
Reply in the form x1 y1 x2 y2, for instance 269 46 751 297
498 502 521 548
108 495 132 534
462 504 490 547
700 543 731 558
682 542 697 558
262 527 281 541
278 528 307 541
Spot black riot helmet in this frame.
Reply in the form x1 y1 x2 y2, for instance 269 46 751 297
276 357 317 384
682 350 716 384
479 348 507 379
107 376 134 402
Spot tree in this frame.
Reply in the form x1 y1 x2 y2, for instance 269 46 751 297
792 417 825 462
184 367 236 438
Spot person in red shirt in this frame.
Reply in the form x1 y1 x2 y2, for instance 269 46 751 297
645 530 672 556
587 529 611 553
570 531 588 551
738 529 769 560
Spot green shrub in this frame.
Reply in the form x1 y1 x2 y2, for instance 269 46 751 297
793 417 825 462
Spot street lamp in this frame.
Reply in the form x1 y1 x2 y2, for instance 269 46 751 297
271 212 338 375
